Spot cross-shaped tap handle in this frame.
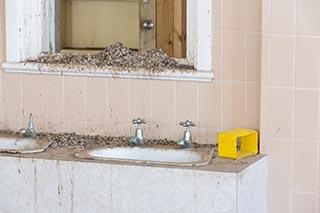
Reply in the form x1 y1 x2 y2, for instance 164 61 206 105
132 118 146 125
179 120 196 128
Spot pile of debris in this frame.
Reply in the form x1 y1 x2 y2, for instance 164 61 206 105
30 43 192 72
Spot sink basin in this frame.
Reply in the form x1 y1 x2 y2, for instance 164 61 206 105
0 134 52 154
75 146 214 166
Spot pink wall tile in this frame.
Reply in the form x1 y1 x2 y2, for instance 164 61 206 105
65 120 86 134
296 0 320 35
222 82 246 129
43 75 64 120
198 128 218 144
213 0 222 30
292 141 318 192
268 88 294 139
86 77 107 122
259 137 268 154
108 123 131 137
108 79 130 124
2 117 23 131
152 126 175 141
213 31 222 80
44 120 64 134
271 0 295 34
269 36 294 87
259 87 270 138
268 139 292 190
247 0 262 32
295 37 320 89
64 76 85 121
22 74 43 119
175 82 198 125
268 189 292 213
223 32 246 81
292 192 317 213
247 32 261 82
294 90 319 141
0 26 5 61
153 81 174 126
260 35 269 86
130 80 152 123
223 0 246 31
261 0 271 33
0 0 4 27
86 122 108 136
247 83 260 129
2 73 22 118
199 82 221 129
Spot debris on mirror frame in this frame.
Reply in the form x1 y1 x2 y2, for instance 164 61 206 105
27 43 194 73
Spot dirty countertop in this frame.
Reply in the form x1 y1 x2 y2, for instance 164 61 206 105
0 131 265 173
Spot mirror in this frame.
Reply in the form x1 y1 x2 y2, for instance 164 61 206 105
60 0 187 58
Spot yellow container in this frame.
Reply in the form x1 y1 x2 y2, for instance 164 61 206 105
218 128 258 160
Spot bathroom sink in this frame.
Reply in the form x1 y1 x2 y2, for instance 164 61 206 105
0 134 52 154
75 146 214 167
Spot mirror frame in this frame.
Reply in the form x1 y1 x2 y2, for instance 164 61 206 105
3 0 214 82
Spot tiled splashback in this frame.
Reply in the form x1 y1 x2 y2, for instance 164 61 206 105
0 0 261 144
261 0 320 212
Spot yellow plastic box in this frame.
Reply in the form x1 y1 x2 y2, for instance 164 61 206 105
218 128 258 160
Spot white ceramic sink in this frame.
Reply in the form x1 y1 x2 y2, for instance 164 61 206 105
0 134 52 154
75 146 214 166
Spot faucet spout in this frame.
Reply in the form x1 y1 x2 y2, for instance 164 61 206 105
20 113 36 138
177 120 195 149
130 118 146 146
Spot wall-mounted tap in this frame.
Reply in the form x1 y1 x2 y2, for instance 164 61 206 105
20 113 36 138
177 120 195 149
129 118 146 146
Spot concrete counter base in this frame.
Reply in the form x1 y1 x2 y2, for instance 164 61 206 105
0 155 267 213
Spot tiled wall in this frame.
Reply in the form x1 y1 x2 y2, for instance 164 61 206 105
0 0 262 143
260 0 320 212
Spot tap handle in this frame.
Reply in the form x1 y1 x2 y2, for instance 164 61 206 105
179 120 196 128
132 118 146 126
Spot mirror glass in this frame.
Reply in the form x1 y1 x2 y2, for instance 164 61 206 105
60 0 187 58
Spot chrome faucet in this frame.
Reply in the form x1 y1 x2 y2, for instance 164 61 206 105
177 120 195 149
20 113 36 138
129 118 146 146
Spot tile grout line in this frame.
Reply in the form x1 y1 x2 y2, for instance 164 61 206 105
106 78 109 136
196 82 200 142
244 0 248 128
41 75 44 131
268 187 319 195
20 74 24 126
266 0 272 197
62 76 66 132
290 0 298 211
220 0 224 131
128 79 131 136
173 81 177 139
150 80 154 136
261 32 320 39
84 77 87 135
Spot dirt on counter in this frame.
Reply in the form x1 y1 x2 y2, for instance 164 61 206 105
27 42 194 73
0 130 216 151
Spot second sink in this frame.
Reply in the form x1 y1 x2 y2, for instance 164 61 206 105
0 134 52 154
75 146 214 167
